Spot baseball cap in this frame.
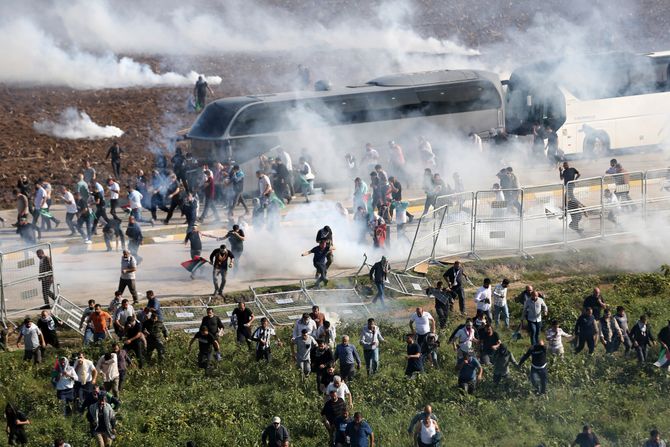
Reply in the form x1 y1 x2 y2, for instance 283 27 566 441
272 416 281 424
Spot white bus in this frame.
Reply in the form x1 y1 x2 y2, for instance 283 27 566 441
186 69 504 187
505 52 670 155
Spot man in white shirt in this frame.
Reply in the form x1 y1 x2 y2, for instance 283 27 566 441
492 279 510 329
60 186 79 236
292 313 317 340
17 317 45 364
128 185 152 225
113 299 135 336
256 170 273 207
107 177 121 218
325 375 353 407
359 318 384 376
32 180 52 229
449 318 478 366
315 320 336 349
523 291 548 345
73 351 98 404
409 307 435 346
96 352 120 397
474 278 493 322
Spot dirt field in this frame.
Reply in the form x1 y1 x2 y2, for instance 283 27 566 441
0 0 666 207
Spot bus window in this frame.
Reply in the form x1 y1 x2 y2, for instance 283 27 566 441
416 82 501 116
364 90 421 121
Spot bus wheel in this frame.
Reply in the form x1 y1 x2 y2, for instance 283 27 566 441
584 132 610 158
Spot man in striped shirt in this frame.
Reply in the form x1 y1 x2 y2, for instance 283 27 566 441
252 317 282 363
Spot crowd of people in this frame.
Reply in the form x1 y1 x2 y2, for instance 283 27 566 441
5 253 670 446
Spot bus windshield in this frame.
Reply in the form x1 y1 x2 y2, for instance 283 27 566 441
188 98 258 140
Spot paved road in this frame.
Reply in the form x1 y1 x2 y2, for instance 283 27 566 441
1 148 667 308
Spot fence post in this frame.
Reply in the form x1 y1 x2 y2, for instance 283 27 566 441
429 205 448 263
562 183 568 249
601 175 607 238
404 215 422 271
470 192 479 258
518 189 524 254
643 170 648 224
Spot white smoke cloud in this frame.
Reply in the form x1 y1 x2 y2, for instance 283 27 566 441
0 19 222 89
33 107 124 139
0 0 476 89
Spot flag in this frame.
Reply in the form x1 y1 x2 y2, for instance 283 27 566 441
181 256 209 274
39 209 54 219
653 348 670 368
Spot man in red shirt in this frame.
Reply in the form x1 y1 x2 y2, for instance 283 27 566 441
87 304 112 342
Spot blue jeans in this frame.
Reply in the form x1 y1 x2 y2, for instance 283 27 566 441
527 320 542 345
363 348 380 375
83 327 94 345
372 281 385 305
493 305 509 328
529 366 547 394
93 332 106 342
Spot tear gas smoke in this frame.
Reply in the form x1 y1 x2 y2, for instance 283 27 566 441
0 19 222 89
0 0 475 89
33 107 124 140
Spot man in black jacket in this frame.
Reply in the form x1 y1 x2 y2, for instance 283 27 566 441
261 416 290 447
443 261 468 315
629 315 656 363
518 340 548 395
125 216 143 265
369 256 389 306
574 307 598 355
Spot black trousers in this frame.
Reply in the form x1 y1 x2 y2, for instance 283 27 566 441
453 286 465 313
435 301 449 329
127 339 144 368
111 159 121 178
575 334 596 354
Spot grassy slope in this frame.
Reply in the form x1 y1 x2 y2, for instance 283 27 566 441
2 250 670 446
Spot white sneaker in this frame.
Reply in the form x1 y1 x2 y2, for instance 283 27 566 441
85 239 92 244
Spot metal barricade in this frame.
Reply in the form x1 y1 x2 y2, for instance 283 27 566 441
472 189 522 254
160 304 209 332
1 243 55 325
393 273 432 296
303 287 371 321
432 192 474 261
565 177 603 244
250 287 315 326
644 168 670 224
403 204 447 271
51 294 85 335
522 183 565 250
602 170 644 237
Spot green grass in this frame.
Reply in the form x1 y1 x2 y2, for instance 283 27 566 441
2 254 670 446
